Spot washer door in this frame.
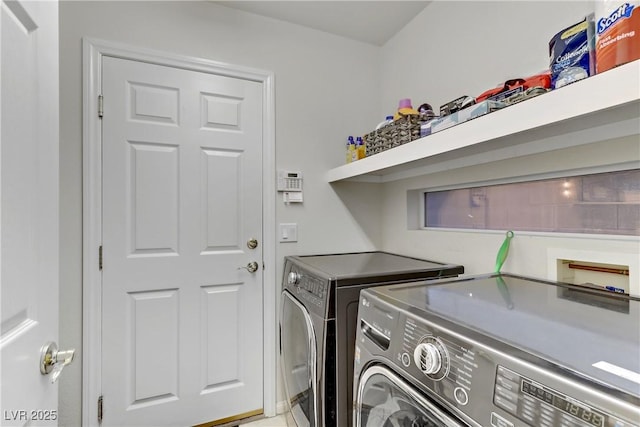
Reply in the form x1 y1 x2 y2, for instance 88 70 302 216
280 291 318 427
355 365 466 427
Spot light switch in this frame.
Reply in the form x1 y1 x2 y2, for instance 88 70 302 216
279 223 298 243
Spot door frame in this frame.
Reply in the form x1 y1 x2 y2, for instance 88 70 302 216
82 38 276 427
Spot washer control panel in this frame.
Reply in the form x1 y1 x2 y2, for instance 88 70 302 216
283 261 328 317
293 269 326 302
494 366 638 427
397 314 481 413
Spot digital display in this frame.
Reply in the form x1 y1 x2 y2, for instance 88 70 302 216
522 381 604 427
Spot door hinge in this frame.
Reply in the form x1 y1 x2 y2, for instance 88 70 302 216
98 95 104 118
99 246 103 271
97 395 103 423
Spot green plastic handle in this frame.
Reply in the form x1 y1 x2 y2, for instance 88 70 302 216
495 230 514 273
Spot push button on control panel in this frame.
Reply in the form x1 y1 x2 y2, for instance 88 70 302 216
401 352 411 368
454 387 469 406
491 412 514 427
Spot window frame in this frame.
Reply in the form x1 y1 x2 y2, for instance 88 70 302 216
419 165 640 238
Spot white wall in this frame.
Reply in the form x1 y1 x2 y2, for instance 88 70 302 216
59 2 381 425
379 1 595 115
377 2 639 279
381 138 640 275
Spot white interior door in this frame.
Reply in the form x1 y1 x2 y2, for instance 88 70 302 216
101 56 264 426
0 0 60 425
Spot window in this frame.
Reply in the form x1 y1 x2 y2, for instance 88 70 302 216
424 169 640 236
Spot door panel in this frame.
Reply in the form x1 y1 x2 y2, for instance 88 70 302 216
101 56 263 426
355 366 466 427
280 291 317 427
1 0 59 425
0 1 58 425
201 284 241 387
201 149 242 250
129 142 179 254
129 289 179 405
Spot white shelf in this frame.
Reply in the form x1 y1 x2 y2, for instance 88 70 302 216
326 60 640 183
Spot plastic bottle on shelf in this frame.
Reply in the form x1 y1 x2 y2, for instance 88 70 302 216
356 136 366 160
346 136 355 164
351 137 360 162
375 115 394 130
393 98 419 121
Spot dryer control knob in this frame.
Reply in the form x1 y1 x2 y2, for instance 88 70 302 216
287 271 301 285
414 343 442 375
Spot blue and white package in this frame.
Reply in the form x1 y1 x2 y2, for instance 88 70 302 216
549 16 596 89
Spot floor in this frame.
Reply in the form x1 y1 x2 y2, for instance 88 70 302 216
239 414 288 427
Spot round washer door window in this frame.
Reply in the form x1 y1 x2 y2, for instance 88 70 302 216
355 365 466 427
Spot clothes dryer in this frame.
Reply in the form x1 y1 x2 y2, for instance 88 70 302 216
279 251 463 427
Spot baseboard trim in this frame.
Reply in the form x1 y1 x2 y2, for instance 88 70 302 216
276 401 288 415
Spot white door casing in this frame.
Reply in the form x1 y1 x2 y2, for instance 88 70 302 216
0 0 60 425
82 40 276 427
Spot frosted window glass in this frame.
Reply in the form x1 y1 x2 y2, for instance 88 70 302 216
424 170 640 236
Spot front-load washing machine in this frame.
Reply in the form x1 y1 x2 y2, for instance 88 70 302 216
354 273 640 427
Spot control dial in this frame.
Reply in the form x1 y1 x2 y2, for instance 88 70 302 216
414 343 442 374
287 271 301 285
413 336 449 381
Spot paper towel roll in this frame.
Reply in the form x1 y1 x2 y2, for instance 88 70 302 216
595 0 640 73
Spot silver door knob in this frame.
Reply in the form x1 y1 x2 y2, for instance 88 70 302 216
40 342 75 384
238 261 259 273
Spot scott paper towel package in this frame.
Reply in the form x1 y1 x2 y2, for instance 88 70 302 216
595 1 640 73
